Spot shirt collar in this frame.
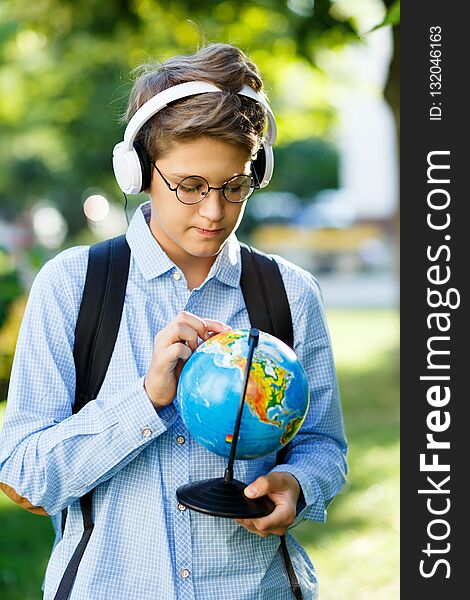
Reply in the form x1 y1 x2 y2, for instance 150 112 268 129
126 201 241 288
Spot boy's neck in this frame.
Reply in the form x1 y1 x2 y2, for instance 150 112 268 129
179 255 217 291
149 222 218 291
184 266 214 291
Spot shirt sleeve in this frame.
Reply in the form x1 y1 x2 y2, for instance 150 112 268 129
0 253 177 516
269 264 348 525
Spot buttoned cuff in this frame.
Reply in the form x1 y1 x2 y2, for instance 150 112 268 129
112 377 178 445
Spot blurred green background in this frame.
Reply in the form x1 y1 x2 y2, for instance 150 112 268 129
0 0 400 598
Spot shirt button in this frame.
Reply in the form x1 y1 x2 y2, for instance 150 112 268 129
180 568 190 579
178 503 187 512
141 427 152 438
176 435 186 445
172 271 182 281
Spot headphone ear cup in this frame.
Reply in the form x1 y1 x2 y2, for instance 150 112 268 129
252 139 274 188
133 140 152 192
252 145 266 187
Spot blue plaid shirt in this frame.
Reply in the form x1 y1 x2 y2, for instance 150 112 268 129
0 202 347 599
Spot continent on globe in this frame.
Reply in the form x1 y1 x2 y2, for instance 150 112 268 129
177 329 310 460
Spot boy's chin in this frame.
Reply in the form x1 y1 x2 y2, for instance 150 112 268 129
188 240 227 258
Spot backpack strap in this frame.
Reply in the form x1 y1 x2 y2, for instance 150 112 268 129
239 243 293 349
73 235 131 413
240 243 303 600
239 243 294 465
55 235 130 600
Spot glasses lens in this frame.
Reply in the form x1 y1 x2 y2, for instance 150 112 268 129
177 176 209 204
223 175 254 203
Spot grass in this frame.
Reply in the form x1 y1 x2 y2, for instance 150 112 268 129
293 309 400 599
0 494 54 598
0 309 399 599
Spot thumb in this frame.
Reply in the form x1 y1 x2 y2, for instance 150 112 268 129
244 474 282 499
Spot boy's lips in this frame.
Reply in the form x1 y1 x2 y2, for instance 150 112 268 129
194 226 224 237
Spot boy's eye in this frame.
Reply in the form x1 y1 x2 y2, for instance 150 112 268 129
178 177 207 194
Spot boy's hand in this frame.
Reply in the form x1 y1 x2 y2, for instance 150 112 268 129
144 311 231 410
234 472 301 537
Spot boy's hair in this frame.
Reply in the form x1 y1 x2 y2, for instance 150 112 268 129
123 43 268 162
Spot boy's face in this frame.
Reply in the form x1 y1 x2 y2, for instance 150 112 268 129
148 136 252 264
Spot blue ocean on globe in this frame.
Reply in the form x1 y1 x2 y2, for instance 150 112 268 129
177 329 310 459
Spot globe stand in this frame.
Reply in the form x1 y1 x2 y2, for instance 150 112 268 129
176 328 276 518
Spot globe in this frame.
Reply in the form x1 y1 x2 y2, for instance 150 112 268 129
177 329 310 460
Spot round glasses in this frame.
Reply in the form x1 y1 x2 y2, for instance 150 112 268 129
152 162 259 205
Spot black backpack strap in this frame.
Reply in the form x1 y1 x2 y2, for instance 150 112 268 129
240 243 293 349
280 536 304 600
55 235 130 600
240 243 303 600
239 243 294 465
73 235 131 413
54 493 94 600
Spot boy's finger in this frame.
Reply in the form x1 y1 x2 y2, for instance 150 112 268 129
202 318 232 334
176 313 230 341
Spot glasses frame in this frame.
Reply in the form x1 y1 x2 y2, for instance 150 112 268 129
151 162 260 205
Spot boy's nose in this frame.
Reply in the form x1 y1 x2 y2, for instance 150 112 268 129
198 188 225 221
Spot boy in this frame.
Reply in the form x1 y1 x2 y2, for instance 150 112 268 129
0 43 347 599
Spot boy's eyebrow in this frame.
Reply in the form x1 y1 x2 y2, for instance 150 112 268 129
170 172 193 178
169 170 250 180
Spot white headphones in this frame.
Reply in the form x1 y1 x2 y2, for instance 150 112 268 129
112 80 277 195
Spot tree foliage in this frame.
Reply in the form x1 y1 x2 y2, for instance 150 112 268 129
1 0 394 234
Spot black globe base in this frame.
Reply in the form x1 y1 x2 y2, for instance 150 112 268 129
176 477 275 518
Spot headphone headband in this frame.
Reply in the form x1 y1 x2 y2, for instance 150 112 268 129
113 80 276 194
122 81 277 149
